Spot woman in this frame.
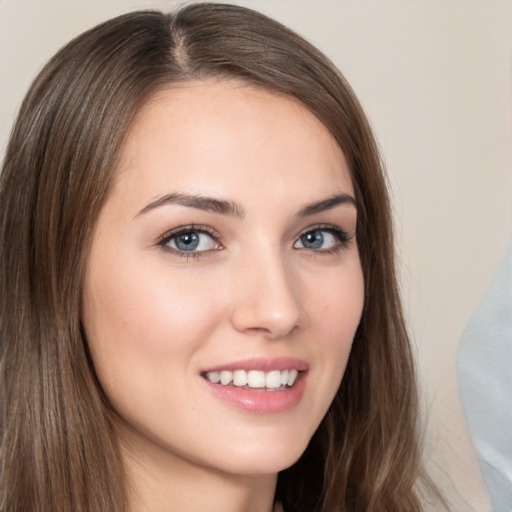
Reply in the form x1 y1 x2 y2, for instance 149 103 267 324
0 4 436 511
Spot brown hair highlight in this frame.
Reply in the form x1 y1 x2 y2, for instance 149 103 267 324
0 4 442 511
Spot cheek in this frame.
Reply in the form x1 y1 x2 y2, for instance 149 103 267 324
308 256 364 340
306 260 364 394
81 254 223 392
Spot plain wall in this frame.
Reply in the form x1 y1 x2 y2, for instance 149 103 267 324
1 1 511 510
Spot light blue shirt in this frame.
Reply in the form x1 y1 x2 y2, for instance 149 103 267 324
457 240 512 512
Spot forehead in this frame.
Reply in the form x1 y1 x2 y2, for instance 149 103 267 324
112 79 353 209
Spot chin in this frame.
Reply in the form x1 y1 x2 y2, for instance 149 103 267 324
212 430 312 476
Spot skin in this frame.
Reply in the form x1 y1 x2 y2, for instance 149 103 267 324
82 80 365 512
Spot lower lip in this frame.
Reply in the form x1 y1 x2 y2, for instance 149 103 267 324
203 372 307 414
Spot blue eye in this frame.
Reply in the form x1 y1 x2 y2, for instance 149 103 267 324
159 226 220 255
294 227 348 251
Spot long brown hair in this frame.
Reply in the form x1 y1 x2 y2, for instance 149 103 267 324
1 4 431 511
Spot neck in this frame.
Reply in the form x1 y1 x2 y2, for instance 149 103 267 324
120 432 278 512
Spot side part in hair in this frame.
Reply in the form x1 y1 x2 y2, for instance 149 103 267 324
0 4 430 511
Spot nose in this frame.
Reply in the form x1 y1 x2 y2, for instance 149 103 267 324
228 249 305 339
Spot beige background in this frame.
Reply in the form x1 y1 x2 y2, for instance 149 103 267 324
1 1 511 510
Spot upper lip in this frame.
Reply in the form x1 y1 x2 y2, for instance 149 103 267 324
201 357 309 373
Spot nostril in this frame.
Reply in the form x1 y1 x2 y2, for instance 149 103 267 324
245 326 273 336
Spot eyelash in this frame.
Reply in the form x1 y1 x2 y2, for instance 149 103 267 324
294 224 352 254
156 224 352 259
157 224 222 260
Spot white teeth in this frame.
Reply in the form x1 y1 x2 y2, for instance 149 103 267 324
220 371 232 385
287 369 298 386
205 369 300 389
247 370 266 388
265 370 281 389
233 370 248 386
208 371 220 384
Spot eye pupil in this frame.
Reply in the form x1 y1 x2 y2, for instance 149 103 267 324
175 232 199 251
301 230 324 249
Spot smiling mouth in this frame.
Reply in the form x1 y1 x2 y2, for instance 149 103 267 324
202 369 299 391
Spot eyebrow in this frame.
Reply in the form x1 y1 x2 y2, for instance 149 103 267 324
295 193 357 217
136 192 357 218
137 193 246 218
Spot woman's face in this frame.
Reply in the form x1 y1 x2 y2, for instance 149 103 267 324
82 80 364 477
